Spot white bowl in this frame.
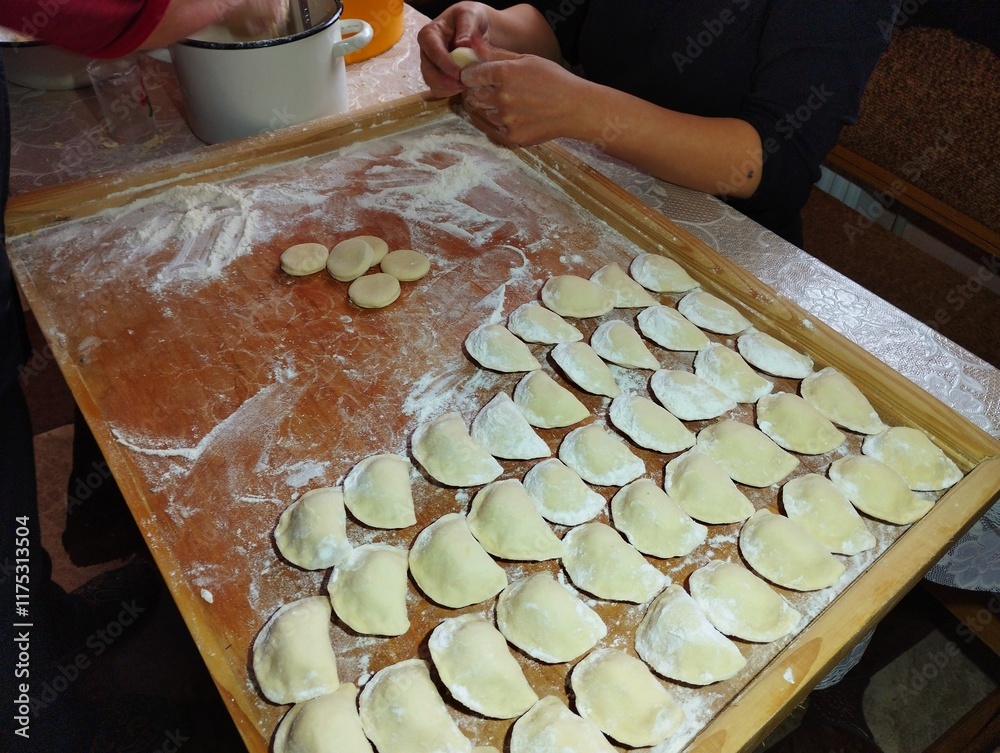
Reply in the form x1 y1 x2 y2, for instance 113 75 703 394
167 0 372 143
0 33 92 90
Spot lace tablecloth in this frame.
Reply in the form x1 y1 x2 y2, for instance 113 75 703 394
8 7 998 592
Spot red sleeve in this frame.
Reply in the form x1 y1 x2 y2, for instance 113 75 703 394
3 0 172 58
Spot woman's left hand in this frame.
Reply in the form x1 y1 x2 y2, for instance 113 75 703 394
459 49 589 146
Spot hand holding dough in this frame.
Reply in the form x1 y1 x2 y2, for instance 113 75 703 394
449 46 480 69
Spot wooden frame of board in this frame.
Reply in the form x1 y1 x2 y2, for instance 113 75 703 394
8 93 1000 753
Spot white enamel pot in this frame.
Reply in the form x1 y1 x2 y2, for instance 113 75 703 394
168 0 372 144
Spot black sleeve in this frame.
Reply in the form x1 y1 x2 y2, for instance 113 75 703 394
527 0 591 64
731 0 899 234
0 60 30 392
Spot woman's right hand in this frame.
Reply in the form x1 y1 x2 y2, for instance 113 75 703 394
417 2 495 98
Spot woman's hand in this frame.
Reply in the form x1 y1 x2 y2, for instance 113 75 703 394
222 0 287 37
418 2 496 97
418 2 563 98
460 50 587 146
142 0 286 48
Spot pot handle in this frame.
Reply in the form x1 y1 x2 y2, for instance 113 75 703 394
331 19 374 58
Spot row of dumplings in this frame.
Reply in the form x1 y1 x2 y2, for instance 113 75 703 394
258 251 964 751
254 551 815 751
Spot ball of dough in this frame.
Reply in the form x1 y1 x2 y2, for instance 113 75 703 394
348 273 401 309
280 242 329 276
381 249 430 281
449 46 480 69
328 236 375 281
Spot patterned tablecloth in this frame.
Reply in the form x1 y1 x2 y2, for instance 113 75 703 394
8 6 998 592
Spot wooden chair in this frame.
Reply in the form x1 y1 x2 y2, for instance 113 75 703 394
823 25 1000 260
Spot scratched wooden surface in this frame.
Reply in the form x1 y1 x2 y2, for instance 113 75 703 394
8 96 1000 753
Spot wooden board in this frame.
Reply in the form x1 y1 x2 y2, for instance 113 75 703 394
8 93 1000 753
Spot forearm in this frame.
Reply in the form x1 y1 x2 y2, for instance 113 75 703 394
141 0 283 48
567 83 763 200
486 4 563 62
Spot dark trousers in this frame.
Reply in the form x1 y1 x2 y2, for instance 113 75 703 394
0 379 90 749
